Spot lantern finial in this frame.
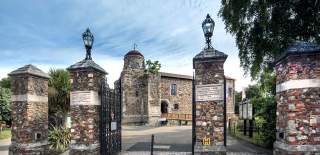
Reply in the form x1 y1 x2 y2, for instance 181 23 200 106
202 13 215 49
82 28 94 60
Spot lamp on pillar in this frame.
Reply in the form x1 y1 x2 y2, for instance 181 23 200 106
193 13 227 154
202 14 215 49
82 28 94 60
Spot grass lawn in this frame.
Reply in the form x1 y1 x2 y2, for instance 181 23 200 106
0 128 11 140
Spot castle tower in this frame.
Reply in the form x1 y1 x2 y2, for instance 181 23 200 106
121 49 148 125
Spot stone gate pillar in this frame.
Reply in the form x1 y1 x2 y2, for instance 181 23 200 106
193 48 228 154
67 59 107 155
8 64 50 155
274 41 320 154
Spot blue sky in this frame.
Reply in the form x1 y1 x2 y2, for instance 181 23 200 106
0 0 252 91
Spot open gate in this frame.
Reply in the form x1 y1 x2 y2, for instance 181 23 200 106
100 78 122 155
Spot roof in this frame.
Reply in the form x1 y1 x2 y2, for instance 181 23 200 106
276 41 320 63
160 72 235 81
160 72 193 80
125 50 144 57
67 59 107 74
8 64 50 79
225 76 235 80
193 47 228 61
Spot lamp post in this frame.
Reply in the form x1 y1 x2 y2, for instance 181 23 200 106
202 14 215 49
82 28 94 60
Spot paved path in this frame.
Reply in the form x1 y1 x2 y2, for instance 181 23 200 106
122 125 272 154
0 138 10 155
226 135 272 154
0 126 272 155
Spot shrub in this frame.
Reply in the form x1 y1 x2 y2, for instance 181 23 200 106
48 126 71 152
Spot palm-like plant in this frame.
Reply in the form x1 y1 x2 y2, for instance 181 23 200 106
48 126 71 152
48 69 71 127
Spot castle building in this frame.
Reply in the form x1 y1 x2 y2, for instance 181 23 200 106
119 49 235 126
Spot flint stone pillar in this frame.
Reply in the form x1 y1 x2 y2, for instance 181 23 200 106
8 64 50 155
274 41 320 154
67 59 107 155
193 48 228 154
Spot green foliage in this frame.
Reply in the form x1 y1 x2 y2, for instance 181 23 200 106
251 96 276 148
219 0 320 79
48 126 71 152
0 87 11 124
48 69 71 127
145 60 161 74
0 77 11 89
0 128 11 140
246 70 276 148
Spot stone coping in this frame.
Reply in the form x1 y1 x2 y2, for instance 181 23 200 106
67 59 107 74
275 41 320 63
9 64 50 79
193 48 228 60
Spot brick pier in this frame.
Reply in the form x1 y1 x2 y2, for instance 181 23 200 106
274 41 320 154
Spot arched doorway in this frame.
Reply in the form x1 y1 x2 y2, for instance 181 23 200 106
161 100 169 114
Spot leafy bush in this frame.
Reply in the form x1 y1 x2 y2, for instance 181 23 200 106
145 60 161 74
0 87 11 125
48 126 71 152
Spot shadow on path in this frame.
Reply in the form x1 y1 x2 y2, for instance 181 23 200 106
227 135 272 155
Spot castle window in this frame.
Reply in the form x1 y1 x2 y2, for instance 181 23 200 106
171 84 177 96
173 103 179 110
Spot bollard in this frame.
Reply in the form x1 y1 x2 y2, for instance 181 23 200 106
234 122 236 135
151 134 154 155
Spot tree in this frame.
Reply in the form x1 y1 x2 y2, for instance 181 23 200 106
0 87 11 126
219 0 320 79
48 69 71 127
146 60 161 74
0 77 11 89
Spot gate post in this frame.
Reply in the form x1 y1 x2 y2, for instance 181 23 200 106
8 64 50 155
193 47 228 154
273 41 320 154
67 59 107 155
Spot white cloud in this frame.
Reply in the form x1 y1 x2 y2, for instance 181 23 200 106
0 0 254 91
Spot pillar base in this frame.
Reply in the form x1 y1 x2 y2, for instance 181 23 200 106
194 143 226 155
9 141 48 155
69 143 100 155
273 141 320 155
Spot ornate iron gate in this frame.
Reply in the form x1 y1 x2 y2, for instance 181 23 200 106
100 78 122 155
